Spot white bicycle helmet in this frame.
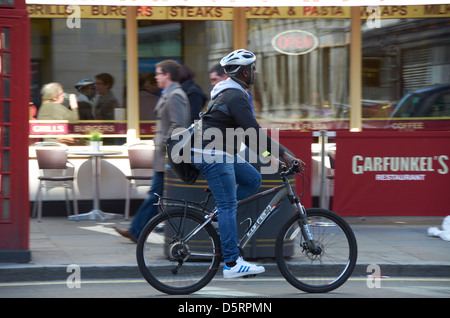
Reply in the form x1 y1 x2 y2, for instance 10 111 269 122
220 49 256 75
74 79 95 92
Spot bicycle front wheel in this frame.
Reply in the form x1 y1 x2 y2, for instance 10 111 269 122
276 208 357 293
136 209 222 295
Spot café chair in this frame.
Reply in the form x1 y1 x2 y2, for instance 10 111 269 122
32 142 79 222
124 142 154 220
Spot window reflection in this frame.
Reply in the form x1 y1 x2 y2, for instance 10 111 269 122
248 19 350 120
362 18 450 123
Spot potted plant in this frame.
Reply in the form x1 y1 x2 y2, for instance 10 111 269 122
88 131 103 152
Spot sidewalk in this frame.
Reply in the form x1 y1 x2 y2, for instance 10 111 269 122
0 216 449 282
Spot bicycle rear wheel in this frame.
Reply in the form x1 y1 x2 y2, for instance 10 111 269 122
136 209 221 295
276 208 357 293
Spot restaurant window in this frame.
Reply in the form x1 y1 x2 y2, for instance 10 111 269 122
182 20 233 91
30 16 126 143
30 9 233 141
31 18 125 111
137 20 232 133
248 19 350 126
137 20 233 97
361 17 450 130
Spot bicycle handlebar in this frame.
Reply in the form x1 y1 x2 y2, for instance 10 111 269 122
280 160 306 177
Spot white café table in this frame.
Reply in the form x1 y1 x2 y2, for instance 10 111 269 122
68 149 123 221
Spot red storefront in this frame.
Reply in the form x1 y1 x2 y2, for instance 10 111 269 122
333 131 450 216
0 0 31 262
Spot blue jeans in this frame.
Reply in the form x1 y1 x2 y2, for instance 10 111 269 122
129 171 164 239
193 155 262 263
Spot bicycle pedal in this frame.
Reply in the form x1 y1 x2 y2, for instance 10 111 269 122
242 274 257 278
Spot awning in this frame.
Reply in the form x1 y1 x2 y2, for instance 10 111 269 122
24 0 450 7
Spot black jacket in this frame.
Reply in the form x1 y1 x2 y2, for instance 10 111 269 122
200 84 286 158
181 79 207 123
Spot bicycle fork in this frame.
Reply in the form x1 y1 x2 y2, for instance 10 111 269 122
285 183 323 256
295 202 322 255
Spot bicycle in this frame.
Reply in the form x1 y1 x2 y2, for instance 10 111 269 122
136 161 358 295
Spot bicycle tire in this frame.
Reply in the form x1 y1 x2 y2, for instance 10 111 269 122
276 208 357 293
136 208 222 295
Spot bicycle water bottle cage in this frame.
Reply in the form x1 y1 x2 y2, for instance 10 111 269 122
240 217 253 233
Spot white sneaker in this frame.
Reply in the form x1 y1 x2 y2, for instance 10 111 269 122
223 257 265 279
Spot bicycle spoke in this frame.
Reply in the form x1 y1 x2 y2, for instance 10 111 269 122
276 208 357 293
137 210 221 295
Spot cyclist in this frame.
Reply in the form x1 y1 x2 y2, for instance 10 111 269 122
192 49 303 278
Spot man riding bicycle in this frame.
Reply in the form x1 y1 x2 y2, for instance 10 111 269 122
193 49 304 278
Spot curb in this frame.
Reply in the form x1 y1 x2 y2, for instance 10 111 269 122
2 263 450 283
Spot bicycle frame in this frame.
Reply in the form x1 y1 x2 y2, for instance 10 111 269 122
238 183 292 249
237 172 318 253
156 166 320 256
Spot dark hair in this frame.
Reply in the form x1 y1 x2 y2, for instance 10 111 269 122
95 73 114 88
209 63 226 77
156 60 181 82
179 65 195 83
